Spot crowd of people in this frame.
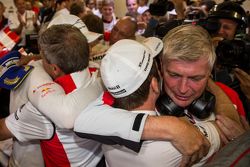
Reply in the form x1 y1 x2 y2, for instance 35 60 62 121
0 0 250 167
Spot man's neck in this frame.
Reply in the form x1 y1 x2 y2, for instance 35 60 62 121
133 97 156 112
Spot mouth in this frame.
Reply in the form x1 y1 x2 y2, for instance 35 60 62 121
174 94 191 101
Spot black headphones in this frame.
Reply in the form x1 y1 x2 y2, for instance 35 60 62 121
156 91 216 119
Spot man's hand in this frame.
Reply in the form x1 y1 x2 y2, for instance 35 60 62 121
142 116 210 167
216 114 249 144
211 37 224 47
234 68 250 101
171 118 210 167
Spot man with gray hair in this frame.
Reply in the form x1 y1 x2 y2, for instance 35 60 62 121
0 24 104 166
75 24 243 166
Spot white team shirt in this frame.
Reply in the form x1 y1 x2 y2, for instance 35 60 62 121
103 110 220 167
7 60 50 167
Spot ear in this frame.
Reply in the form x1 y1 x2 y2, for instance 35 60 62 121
150 77 160 95
50 63 64 78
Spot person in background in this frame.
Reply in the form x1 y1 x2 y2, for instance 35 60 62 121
93 0 102 17
208 1 250 140
208 1 247 40
39 0 55 23
137 0 148 15
82 13 104 34
109 16 137 45
82 13 105 68
85 0 96 10
89 16 137 68
125 0 138 19
0 1 8 30
136 6 151 35
101 0 116 32
52 0 72 18
70 1 87 19
8 0 40 48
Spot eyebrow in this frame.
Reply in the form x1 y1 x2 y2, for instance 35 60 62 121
166 69 207 79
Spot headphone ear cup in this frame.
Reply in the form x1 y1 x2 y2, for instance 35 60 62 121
189 91 216 119
156 93 185 117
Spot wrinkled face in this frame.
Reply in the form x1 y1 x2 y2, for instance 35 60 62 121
101 5 113 20
110 20 134 45
15 0 26 14
162 58 210 108
126 0 138 13
217 19 238 40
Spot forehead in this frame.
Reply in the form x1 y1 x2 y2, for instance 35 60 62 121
219 18 238 26
164 58 210 75
127 0 137 4
102 5 113 9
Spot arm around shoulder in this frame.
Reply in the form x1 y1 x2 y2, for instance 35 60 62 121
142 115 210 167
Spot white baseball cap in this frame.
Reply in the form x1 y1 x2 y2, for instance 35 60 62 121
137 6 149 15
101 37 163 98
48 14 103 43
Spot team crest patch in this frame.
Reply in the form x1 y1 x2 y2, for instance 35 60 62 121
0 51 33 90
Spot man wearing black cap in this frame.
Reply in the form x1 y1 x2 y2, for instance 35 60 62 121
208 1 250 144
208 1 247 40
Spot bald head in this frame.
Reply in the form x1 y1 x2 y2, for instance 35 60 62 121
109 16 138 45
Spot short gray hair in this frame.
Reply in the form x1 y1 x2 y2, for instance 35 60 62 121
38 24 89 74
162 24 216 71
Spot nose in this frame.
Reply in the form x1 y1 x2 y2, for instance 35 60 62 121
178 78 189 94
217 27 225 36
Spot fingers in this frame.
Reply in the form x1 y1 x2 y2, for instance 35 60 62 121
215 118 230 144
180 155 199 167
216 115 246 142
179 137 210 167
212 37 224 47
234 68 248 77
180 156 191 167
234 68 250 83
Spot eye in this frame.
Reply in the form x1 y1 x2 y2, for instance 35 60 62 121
168 72 180 78
190 76 203 82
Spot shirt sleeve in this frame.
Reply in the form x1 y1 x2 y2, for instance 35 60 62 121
74 94 148 153
27 60 103 129
193 121 221 167
5 101 55 142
